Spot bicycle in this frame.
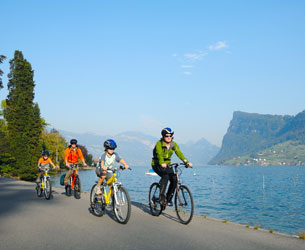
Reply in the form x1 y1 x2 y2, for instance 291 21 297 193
65 164 81 199
90 166 132 224
36 165 52 200
148 162 194 224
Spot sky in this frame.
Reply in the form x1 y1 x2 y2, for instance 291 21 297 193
1 0 305 146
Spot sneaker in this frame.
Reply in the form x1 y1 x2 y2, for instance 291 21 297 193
160 196 167 206
96 186 102 195
167 201 173 207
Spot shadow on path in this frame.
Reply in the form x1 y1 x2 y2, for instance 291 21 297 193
131 201 180 223
0 177 60 218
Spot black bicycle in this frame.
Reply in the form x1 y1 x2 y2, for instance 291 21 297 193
148 162 194 224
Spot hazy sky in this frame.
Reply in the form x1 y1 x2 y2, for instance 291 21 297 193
1 0 305 146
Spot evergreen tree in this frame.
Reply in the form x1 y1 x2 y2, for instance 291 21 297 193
0 55 6 89
5 50 42 180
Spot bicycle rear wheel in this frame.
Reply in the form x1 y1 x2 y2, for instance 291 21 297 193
148 182 162 216
74 175 81 199
175 185 194 224
90 184 105 217
113 186 131 224
44 178 52 200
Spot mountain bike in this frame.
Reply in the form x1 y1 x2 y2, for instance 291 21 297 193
65 164 81 199
90 166 132 224
148 162 194 224
36 165 52 200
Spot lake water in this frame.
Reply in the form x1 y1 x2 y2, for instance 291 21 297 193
51 165 305 236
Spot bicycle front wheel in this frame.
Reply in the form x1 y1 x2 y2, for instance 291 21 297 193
74 175 81 199
148 182 162 216
175 185 194 224
36 184 43 197
90 184 105 217
113 186 131 224
44 178 52 200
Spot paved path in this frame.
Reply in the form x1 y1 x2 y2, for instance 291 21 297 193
0 177 304 250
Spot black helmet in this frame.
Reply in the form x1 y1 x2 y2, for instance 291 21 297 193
42 150 50 156
161 127 174 137
70 139 77 145
104 139 117 150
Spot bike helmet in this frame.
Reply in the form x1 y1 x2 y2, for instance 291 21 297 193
70 139 77 145
42 150 50 156
161 127 174 137
104 139 117 149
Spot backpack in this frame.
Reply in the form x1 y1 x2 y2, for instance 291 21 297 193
60 173 66 185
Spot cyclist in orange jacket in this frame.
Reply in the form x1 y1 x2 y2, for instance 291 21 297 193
36 150 57 184
64 139 87 185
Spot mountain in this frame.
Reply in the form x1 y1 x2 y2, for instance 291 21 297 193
57 130 219 166
209 110 305 165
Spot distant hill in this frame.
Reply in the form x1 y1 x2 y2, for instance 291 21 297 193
57 130 219 166
209 110 305 165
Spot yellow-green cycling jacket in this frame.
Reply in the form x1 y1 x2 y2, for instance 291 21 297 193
151 140 189 167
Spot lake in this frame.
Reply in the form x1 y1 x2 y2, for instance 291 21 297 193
51 165 305 236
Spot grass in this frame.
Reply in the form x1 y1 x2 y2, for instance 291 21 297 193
245 224 250 228
223 219 228 223
269 229 274 233
203 215 207 219
298 232 305 240
253 224 260 230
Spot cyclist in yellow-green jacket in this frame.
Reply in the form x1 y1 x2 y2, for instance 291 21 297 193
152 127 192 206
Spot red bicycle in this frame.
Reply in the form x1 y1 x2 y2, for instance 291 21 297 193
65 164 81 199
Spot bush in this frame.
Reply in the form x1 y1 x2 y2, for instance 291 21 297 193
0 165 16 177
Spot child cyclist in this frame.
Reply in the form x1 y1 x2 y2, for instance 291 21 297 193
95 139 129 195
36 150 58 184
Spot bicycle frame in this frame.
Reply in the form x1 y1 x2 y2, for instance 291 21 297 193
40 167 49 190
69 165 78 189
103 172 117 204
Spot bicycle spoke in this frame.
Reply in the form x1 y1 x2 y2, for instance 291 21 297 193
113 186 131 224
148 183 162 216
175 185 194 224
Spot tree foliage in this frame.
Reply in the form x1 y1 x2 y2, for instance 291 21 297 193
0 55 6 89
78 144 93 166
5 51 42 180
42 128 67 167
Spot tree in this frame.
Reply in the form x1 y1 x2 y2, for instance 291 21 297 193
42 128 67 167
5 51 42 180
78 144 93 166
0 55 6 89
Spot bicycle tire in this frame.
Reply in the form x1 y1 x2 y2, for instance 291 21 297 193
90 184 105 217
36 184 43 197
44 178 52 200
113 186 131 224
174 184 194 225
74 175 81 199
148 182 162 216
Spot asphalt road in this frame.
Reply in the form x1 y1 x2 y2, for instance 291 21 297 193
0 177 304 250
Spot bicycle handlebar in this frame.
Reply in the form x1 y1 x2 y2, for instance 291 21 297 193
106 165 132 171
168 162 192 169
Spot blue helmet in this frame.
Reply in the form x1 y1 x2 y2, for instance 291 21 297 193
42 150 50 156
104 139 117 149
161 127 174 137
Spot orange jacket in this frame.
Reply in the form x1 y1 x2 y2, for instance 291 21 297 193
38 157 51 165
65 146 84 164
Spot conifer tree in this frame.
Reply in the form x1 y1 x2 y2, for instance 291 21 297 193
0 55 6 89
5 50 42 180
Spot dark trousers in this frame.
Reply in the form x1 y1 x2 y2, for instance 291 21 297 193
152 165 177 202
